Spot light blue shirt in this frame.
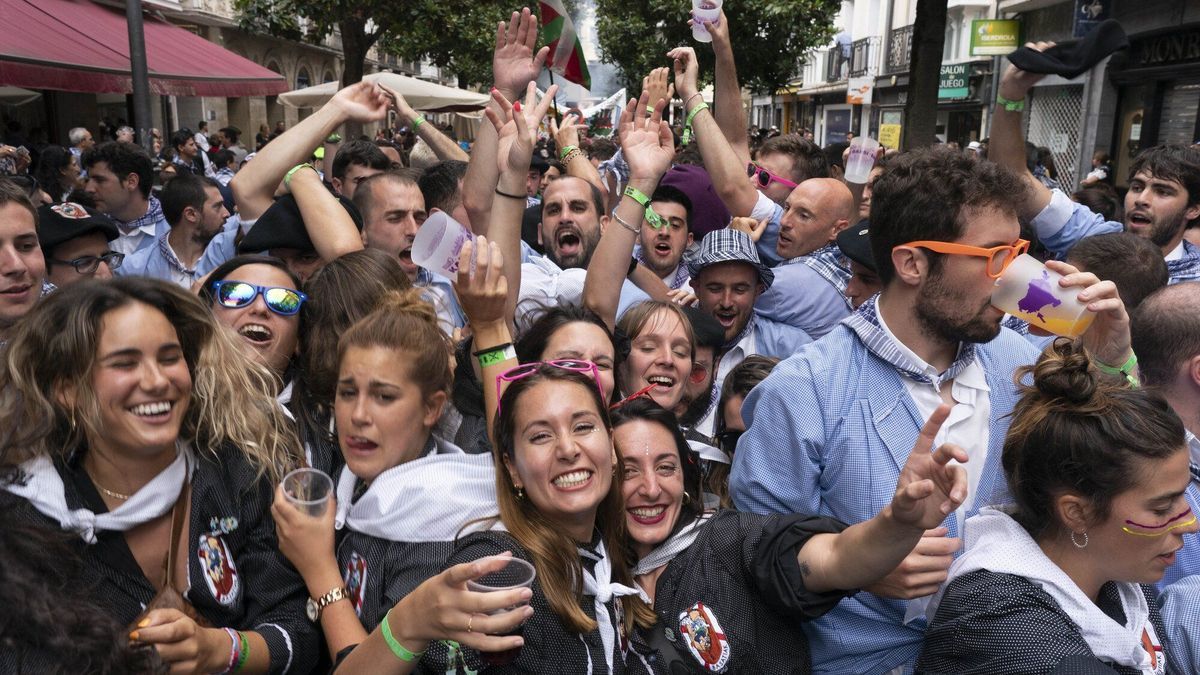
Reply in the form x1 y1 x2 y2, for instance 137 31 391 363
755 259 851 339
1160 574 1200 673
730 323 1039 673
117 230 227 289
1029 188 1123 258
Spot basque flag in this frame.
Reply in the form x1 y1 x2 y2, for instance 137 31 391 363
539 0 591 89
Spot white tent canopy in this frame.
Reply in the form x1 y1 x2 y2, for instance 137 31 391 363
278 72 489 112
0 86 40 106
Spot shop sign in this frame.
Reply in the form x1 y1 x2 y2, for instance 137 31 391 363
879 124 902 149
1129 27 1200 69
938 64 970 100
970 20 1021 56
847 76 873 105
1073 0 1110 39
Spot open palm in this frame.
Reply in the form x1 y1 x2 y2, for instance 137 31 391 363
493 8 549 98
485 83 559 176
617 89 674 181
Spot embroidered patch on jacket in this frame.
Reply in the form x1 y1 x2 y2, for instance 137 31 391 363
197 534 240 606
678 602 730 672
344 551 368 617
208 516 238 535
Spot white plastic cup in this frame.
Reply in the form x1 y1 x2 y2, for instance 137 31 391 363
844 136 880 184
281 468 333 517
411 211 474 277
691 0 722 43
991 254 1095 338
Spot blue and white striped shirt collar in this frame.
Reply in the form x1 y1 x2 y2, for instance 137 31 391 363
844 294 977 391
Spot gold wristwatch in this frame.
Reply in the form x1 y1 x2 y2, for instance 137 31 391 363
306 586 348 622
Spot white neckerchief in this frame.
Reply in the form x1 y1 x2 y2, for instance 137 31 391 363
334 437 498 542
580 538 649 675
688 439 729 466
4 442 193 544
930 507 1160 673
633 512 711 576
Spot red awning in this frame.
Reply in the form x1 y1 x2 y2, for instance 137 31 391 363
0 0 288 97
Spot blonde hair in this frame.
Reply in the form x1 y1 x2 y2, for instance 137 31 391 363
0 278 300 483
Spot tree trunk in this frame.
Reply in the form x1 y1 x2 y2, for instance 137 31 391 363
901 0 948 150
339 17 371 140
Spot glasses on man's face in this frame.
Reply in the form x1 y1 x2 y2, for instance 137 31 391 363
1121 506 1197 537
898 239 1030 279
747 162 798 190
211 280 307 316
496 360 606 416
714 429 743 456
50 251 124 275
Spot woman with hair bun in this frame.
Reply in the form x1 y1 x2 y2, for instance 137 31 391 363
919 338 1198 674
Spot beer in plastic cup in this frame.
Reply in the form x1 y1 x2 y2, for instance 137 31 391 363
691 0 722 42
468 556 537 665
991 254 1095 338
844 136 880 184
411 211 474 277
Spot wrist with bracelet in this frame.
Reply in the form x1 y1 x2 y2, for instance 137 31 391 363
381 613 427 663
284 163 314 187
1094 351 1139 388
474 342 517 368
411 114 427 130
996 94 1025 112
681 101 708 145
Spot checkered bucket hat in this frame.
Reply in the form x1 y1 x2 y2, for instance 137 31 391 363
686 229 774 289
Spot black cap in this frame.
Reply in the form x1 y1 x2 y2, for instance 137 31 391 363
36 202 118 252
239 192 363 254
682 304 725 350
836 220 875 272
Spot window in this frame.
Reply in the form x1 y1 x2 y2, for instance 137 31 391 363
296 67 311 89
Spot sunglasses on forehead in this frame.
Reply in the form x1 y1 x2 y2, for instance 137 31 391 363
211 281 307 316
496 360 606 416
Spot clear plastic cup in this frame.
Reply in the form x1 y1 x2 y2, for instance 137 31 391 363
411 211 474 277
467 556 537 666
281 468 333 517
691 0 722 42
844 136 880 184
991 254 1095 338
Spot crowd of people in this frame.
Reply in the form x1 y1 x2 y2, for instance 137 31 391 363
0 7 1199 675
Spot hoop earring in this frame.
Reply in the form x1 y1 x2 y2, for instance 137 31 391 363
682 491 692 505
1071 530 1088 549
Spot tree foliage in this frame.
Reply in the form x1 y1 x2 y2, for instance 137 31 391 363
594 0 840 94
233 0 515 88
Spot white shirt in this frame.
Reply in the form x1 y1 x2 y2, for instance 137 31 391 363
1188 430 1200 490
696 323 758 437
1166 240 1186 262
877 309 991 529
111 221 160 256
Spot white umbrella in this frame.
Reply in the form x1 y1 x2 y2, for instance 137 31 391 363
278 72 489 112
0 86 40 106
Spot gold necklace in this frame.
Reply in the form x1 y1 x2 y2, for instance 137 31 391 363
93 480 132 501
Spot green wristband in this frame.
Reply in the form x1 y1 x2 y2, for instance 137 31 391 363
1094 352 1139 388
233 631 249 672
284 163 314 187
381 614 427 663
477 344 517 368
411 115 426 130
558 144 579 161
996 94 1025 112
623 185 651 208
682 102 708 145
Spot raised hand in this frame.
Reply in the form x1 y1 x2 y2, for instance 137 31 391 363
493 8 550 100
329 81 393 124
379 83 419 124
550 113 586 155
642 67 675 111
484 82 559 177
617 89 674 183
890 405 968 530
693 8 730 47
729 216 768 243
453 236 509 329
667 46 701 103
1045 259 1132 369
998 41 1055 102
270 483 338 584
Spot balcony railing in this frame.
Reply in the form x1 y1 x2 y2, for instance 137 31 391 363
886 24 914 74
825 45 849 83
850 36 882 77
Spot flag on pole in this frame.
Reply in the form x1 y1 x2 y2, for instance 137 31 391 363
539 0 591 89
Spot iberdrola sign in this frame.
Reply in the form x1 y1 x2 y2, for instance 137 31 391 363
970 20 1021 56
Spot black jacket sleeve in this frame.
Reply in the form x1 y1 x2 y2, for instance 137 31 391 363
744 511 853 620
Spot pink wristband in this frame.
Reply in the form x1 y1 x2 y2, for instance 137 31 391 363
223 627 240 673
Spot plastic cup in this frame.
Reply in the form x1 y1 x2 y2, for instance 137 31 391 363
467 556 537 666
691 0 722 42
991 254 1095 338
844 136 880 184
281 468 333 517
411 211 474 277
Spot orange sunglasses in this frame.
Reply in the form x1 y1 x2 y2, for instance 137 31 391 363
897 239 1030 278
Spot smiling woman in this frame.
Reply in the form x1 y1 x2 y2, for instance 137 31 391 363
0 278 315 674
615 300 696 415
